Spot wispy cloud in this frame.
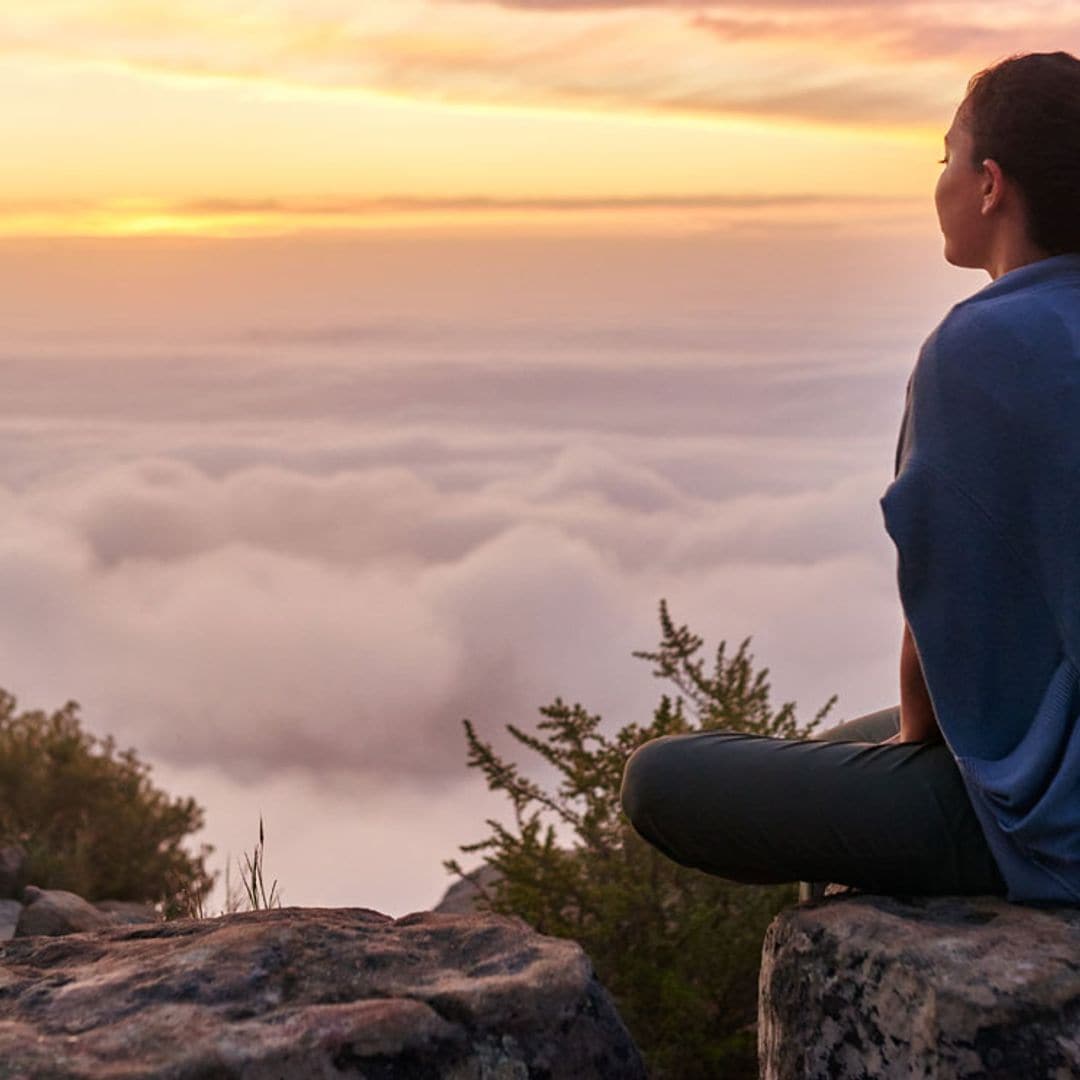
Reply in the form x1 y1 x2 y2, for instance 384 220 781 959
690 7 1078 64
658 69 946 127
5 1 1070 132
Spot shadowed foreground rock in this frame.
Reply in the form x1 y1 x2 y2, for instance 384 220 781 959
759 893 1080 1080
0 906 645 1079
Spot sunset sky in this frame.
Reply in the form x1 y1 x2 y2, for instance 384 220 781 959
4 0 1077 236
3 6 1078 913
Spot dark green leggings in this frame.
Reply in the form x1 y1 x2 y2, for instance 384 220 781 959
620 707 1006 896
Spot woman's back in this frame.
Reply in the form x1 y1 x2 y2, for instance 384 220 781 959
883 253 1080 903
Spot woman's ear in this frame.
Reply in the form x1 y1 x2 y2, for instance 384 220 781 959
980 158 1006 215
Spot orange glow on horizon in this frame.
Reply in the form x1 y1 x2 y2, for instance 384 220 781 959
0 194 930 240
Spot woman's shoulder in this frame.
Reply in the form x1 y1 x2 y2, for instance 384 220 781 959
940 263 1080 358
915 300 1027 405
919 276 1079 397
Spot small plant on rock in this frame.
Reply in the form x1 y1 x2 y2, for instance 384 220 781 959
239 815 280 911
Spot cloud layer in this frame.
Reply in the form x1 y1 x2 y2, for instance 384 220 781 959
0 228 980 908
2 413 898 779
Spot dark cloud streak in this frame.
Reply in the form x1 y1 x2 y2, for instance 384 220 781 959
691 8 1076 63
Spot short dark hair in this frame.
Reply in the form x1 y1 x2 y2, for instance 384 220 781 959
963 52 1080 255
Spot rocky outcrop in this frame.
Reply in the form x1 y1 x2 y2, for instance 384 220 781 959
0 906 646 1078
759 893 1080 1079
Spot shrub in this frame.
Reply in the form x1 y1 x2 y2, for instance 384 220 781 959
0 690 214 917
448 601 835 1079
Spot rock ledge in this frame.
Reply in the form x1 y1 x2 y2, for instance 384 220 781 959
758 893 1080 1080
0 906 645 1079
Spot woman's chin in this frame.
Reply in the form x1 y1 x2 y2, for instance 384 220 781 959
941 242 984 271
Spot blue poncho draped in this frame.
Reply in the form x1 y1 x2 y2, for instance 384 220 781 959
881 253 1080 904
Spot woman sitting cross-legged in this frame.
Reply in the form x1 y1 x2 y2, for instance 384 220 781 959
622 52 1080 906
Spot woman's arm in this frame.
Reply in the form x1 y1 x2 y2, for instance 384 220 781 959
892 619 942 743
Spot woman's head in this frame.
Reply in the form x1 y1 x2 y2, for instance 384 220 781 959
943 52 1080 264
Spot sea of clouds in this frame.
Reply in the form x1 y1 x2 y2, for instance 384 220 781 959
0 227 981 911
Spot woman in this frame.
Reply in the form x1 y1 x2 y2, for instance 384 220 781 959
621 52 1080 905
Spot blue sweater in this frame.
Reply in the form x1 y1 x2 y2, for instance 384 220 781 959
881 254 1080 904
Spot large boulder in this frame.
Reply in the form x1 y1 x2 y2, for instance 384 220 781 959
0 906 645 1078
759 893 1080 1079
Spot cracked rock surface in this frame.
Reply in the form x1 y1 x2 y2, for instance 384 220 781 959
0 906 645 1079
758 893 1080 1080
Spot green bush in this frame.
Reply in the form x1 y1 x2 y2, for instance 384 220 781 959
449 601 835 1079
0 690 214 917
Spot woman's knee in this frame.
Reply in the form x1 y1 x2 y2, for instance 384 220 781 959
621 730 783 844
621 732 762 877
620 736 682 834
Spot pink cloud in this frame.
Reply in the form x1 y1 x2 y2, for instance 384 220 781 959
11 2 1070 131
